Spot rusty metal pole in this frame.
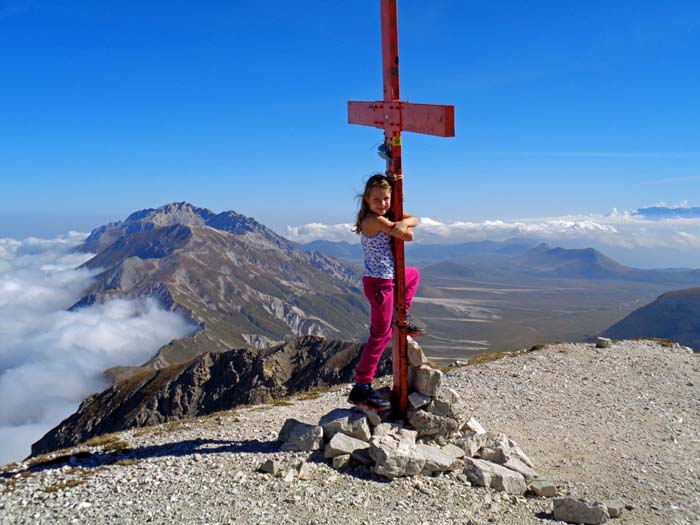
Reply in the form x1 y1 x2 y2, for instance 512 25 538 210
380 0 409 419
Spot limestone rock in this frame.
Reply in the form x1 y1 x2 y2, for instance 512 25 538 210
369 429 425 479
596 337 612 348
429 387 465 420
409 365 443 397
278 419 323 451
508 438 535 468
504 457 537 481
553 496 610 524
417 444 459 474
296 462 314 480
408 392 432 409
258 459 281 476
319 409 371 441
604 499 624 518
464 458 527 495
407 337 428 366
456 432 485 457
354 406 382 426
332 454 351 470
373 422 404 438
528 479 558 497
407 408 460 437
324 433 370 459
441 443 465 459
462 416 487 435
479 432 512 464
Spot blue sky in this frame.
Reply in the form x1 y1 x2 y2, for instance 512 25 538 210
1 1 700 244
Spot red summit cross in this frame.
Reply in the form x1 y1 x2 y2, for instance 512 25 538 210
347 0 455 419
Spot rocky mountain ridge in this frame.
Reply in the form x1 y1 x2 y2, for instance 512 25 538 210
32 336 391 456
600 287 700 351
73 203 368 369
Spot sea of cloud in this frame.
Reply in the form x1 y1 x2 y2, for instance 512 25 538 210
0 233 196 466
286 206 700 266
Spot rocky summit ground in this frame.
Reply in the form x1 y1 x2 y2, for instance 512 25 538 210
1 340 698 525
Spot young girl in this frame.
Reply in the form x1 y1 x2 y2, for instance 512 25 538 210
348 174 422 411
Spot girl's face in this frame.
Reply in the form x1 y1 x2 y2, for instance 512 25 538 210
366 187 392 216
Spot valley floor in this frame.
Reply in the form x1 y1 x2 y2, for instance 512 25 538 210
1 340 698 525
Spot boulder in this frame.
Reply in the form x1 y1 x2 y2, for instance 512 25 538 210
332 454 351 470
508 438 535 468
462 416 487 435
319 409 371 441
369 429 425 478
278 419 323 451
324 433 370 458
440 443 465 459
373 422 404 438
464 458 527 495
417 444 459 474
456 432 485 457
596 337 612 349
407 408 460 437
528 479 558 498
408 392 432 409
504 457 537 481
354 406 383 426
258 459 281 476
409 365 443 397
296 462 314 480
407 337 428 366
603 499 625 518
429 387 465 420
553 496 610 524
478 432 512 464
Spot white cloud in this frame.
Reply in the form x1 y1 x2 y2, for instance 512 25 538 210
287 222 356 243
285 210 700 251
0 234 196 466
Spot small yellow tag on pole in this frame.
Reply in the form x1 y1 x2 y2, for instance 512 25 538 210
392 136 402 146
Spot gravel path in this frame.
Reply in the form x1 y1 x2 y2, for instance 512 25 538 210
1 340 698 525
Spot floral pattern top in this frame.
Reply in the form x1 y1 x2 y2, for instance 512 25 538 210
361 231 395 279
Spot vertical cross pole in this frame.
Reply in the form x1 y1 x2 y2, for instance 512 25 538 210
347 0 455 419
380 0 410 419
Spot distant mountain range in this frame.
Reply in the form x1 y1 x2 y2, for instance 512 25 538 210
306 239 700 285
600 288 700 351
75 202 368 370
635 205 700 219
301 238 541 264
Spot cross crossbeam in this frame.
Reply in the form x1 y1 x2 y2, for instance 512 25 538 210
347 0 455 419
348 101 455 137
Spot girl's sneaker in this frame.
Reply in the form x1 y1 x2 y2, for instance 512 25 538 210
347 384 391 411
406 315 425 337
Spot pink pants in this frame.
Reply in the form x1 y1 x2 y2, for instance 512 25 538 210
355 267 420 384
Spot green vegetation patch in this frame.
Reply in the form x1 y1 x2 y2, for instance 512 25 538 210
84 435 130 453
29 450 93 469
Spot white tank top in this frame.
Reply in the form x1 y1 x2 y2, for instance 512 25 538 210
361 231 395 279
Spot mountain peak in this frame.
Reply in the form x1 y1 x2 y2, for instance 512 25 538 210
124 202 215 227
81 202 273 253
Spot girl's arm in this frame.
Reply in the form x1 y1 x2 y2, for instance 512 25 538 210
391 213 418 237
363 214 418 242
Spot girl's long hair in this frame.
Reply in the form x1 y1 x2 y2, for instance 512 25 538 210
353 174 393 234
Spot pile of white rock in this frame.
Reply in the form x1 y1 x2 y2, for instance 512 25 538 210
276 338 554 497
